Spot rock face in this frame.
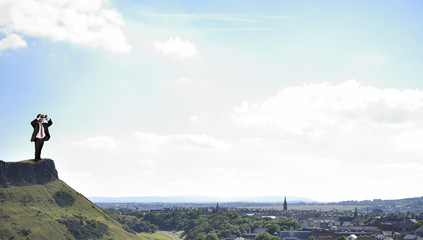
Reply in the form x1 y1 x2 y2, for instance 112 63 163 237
0 159 142 240
0 159 59 187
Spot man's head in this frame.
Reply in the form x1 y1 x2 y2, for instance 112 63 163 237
37 114 45 122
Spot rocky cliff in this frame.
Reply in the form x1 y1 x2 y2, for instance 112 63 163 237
0 159 142 239
0 159 59 187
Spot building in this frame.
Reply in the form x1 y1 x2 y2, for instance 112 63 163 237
284 197 288 212
415 226 423 236
403 235 423 240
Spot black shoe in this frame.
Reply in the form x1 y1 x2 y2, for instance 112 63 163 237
34 158 41 162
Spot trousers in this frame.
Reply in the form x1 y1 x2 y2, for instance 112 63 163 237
34 138 45 160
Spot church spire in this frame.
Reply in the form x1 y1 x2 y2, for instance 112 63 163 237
214 203 220 214
283 196 288 212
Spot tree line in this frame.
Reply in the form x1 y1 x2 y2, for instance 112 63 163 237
105 208 300 240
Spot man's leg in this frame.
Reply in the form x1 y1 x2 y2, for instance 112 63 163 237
34 138 44 160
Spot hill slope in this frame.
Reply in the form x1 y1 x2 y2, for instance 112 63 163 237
0 159 142 240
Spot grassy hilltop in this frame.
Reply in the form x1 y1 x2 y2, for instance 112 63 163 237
0 159 143 240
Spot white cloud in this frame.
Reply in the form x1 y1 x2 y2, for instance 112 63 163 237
74 135 118 149
49 81 423 201
154 36 198 59
189 113 206 122
145 12 294 23
0 0 131 52
173 77 190 85
225 80 423 200
136 159 157 166
162 76 191 88
0 33 27 52
233 80 423 134
133 131 228 150
394 130 423 152
147 13 257 23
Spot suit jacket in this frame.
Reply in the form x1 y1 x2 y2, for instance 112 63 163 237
31 119 53 142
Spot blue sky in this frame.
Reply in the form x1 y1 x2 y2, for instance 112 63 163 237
1 0 423 202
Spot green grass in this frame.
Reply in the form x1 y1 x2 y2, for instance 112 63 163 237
174 231 185 238
0 180 143 240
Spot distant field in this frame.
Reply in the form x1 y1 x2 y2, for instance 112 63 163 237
245 204 356 211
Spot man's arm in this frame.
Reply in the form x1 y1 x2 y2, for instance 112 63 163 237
46 117 53 127
31 119 37 127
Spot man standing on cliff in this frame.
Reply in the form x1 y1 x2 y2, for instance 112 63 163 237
31 114 53 161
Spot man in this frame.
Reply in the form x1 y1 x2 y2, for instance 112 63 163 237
30 114 53 161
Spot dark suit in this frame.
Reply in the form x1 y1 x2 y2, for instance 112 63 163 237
31 118 53 160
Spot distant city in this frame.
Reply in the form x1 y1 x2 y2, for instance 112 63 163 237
93 195 423 213
98 196 423 240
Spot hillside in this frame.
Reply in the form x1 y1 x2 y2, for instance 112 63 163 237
0 159 142 240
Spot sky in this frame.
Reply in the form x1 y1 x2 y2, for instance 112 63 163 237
1 0 423 202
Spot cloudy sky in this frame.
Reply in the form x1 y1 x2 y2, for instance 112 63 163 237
1 0 423 202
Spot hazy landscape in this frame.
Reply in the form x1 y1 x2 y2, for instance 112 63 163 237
93 196 423 212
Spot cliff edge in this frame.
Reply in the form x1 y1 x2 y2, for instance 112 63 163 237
0 159 59 187
0 159 142 239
